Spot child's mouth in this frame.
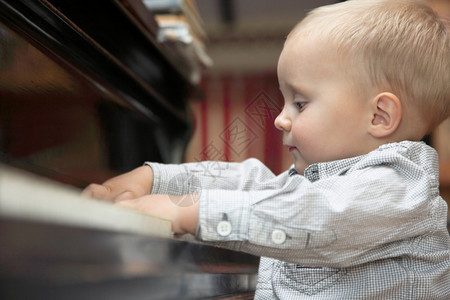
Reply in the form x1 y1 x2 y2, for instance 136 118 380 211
285 145 297 152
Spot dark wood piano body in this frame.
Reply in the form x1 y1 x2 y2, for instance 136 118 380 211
0 0 197 185
0 0 259 298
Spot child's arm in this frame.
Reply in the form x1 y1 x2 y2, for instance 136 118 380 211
82 158 277 235
117 194 199 234
82 165 154 202
82 164 198 234
82 145 446 268
147 158 278 195
144 146 444 268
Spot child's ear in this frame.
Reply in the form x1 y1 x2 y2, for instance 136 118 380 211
368 92 402 138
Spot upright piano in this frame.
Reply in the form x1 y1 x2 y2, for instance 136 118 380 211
0 0 259 298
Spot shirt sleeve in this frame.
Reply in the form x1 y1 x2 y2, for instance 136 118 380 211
147 156 437 267
146 158 279 195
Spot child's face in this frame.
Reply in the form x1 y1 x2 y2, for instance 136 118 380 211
275 35 374 174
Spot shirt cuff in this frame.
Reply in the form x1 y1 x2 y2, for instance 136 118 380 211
196 189 250 244
144 162 187 195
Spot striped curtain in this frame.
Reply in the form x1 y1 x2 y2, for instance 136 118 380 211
185 72 293 175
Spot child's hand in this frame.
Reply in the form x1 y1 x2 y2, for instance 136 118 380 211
82 166 154 202
117 194 199 235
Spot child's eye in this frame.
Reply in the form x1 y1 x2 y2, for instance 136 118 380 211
294 102 307 111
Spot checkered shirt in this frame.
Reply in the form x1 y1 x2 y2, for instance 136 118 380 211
147 141 450 299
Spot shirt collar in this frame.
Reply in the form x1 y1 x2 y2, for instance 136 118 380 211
288 141 433 182
289 155 365 182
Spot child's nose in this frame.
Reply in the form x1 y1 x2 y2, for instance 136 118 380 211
274 111 291 132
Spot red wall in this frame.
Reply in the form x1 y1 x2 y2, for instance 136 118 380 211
185 72 293 175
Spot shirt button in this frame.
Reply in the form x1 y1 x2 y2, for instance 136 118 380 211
217 221 232 236
271 229 286 244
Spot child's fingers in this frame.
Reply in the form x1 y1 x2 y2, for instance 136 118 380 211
82 183 141 202
116 196 166 213
116 195 198 235
116 195 175 222
81 183 110 200
111 190 138 202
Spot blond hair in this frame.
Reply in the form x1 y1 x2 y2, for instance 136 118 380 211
289 0 450 132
